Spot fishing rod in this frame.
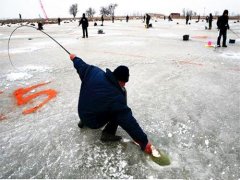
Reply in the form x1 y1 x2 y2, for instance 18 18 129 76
8 25 71 69
229 29 240 38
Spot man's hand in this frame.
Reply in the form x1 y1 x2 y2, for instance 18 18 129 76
70 54 76 60
144 142 152 154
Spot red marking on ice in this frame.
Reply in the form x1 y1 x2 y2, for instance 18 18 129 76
0 114 6 121
103 51 146 58
179 61 203 66
228 68 240 72
192 35 208 39
0 91 3 94
13 82 57 115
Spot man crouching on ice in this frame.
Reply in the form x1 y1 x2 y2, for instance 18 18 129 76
70 54 153 154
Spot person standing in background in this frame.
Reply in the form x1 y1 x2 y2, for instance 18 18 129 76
57 17 61 25
146 14 151 28
217 10 230 47
209 13 213 30
101 15 104 26
126 15 129 22
186 14 189 25
79 13 89 38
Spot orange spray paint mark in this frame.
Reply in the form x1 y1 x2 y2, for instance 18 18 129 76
13 82 57 115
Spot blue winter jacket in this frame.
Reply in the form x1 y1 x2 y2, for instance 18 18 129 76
72 56 148 150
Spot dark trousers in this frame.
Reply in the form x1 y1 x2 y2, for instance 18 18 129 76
98 113 118 135
102 118 118 135
217 29 227 46
209 21 212 29
82 27 88 38
82 112 118 135
146 20 149 27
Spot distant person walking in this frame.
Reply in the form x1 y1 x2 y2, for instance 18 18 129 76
146 14 151 28
186 14 189 25
217 10 229 47
126 15 129 22
101 15 104 26
57 17 61 25
19 14 22 20
208 13 213 30
206 16 209 23
143 15 146 23
37 22 43 30
112 15 114 23
198 15 200 22
168 15 172 21
79 13 89 38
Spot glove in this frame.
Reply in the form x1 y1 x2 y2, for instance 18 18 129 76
70 54 76 60
144 142 152 154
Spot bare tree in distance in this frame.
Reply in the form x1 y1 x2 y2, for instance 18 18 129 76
214 11 219 16
86 7 96 18
182 8 186 16
108 3 118 16
188 10 193 17
69 4 78 19
100 3 118 16
100 6 111 16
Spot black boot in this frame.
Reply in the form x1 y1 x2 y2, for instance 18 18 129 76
78 121 84 128
100 132 122 142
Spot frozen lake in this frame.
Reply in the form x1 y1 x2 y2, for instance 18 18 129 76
0 18 240 179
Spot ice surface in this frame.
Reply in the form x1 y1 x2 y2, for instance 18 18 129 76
220 52 240 59
6 72 33 81
0 19 240 179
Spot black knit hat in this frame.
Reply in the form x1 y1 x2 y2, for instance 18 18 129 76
113 65 129 82
223 10 228 15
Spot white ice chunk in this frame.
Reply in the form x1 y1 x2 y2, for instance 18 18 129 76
205 139 209 146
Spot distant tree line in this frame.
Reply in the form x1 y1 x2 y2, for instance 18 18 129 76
69 3 118 18
182 8 223 17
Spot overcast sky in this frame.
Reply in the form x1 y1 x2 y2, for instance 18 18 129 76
0 0 239 19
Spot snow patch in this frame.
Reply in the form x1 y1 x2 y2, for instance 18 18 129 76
220 52 240 59
148 176 155 179
19 65 50 72
7 47 40 54
6 72 33 81
107 41 144 46
158 33 178 38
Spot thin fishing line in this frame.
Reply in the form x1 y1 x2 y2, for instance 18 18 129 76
8 25 71 69
229 29 240 38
